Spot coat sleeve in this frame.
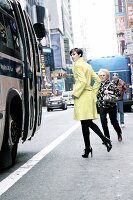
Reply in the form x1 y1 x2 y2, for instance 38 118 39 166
91 69 101 94
72 66 86 98
123 82 130 96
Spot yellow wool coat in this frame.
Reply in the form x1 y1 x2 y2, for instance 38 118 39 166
72 57 101 120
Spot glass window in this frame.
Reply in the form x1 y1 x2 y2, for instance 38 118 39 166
0 13 21 52
9 19 20 52
4 16 14 49
115 0 125 13
0 13 7 44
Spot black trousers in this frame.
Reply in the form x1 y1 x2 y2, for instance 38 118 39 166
81 120 105 150
98 106 122 139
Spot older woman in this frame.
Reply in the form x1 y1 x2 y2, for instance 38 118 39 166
70 48 112 158
97 69 122 141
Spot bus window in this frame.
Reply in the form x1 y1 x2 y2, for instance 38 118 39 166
0 0 12 13
10 19 20 51
0 13 7 44
4 15 14 49
0 12 20 52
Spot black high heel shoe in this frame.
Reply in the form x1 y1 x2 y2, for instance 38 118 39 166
103 137 112 152
82 147 93 158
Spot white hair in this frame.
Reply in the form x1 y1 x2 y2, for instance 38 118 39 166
98 68 110 79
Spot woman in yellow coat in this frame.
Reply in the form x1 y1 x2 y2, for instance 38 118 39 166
70 48 112 158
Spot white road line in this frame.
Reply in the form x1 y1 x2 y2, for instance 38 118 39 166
0 122 80 196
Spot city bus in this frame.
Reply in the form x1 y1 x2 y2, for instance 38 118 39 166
88 55 133 111
0 0 45 169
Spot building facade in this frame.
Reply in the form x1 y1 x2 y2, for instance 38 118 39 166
44 0 73 65
20 0 74 93
114 0 133 92
44 0 74 92
115 0 133 57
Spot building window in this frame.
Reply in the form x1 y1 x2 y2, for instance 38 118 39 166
115 0 125 14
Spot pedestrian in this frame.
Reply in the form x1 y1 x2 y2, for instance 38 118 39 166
97 69 122 142
70 48 112 158
112 73 129 128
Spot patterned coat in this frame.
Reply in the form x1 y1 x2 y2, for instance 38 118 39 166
72 57 101 120
97 80 120 108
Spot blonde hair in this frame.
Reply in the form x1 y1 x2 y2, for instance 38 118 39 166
98 68 110 79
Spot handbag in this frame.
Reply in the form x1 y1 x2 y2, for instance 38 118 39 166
103 93 118 103
103 83 118 103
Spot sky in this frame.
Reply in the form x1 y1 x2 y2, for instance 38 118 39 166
70 0 119 59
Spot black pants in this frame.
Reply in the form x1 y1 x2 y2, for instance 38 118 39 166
81 120 105 150
98 106 122 139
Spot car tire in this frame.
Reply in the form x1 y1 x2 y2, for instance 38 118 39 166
63 105 67 110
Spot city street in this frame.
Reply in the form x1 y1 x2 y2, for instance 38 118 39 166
0 107 133 200
0 1 133 200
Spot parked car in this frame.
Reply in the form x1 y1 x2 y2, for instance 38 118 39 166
47 96 67 111
62 91 74 106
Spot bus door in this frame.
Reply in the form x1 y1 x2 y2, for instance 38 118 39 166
11 0 43 140
11 1 32 141
23 11 42 136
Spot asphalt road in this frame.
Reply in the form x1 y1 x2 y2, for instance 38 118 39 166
0 107 133 200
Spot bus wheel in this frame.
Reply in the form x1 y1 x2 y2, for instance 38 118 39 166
1 114 20 168
8 118 20 165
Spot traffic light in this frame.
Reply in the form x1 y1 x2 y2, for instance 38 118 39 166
33 23 46 39
32 5 46 39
